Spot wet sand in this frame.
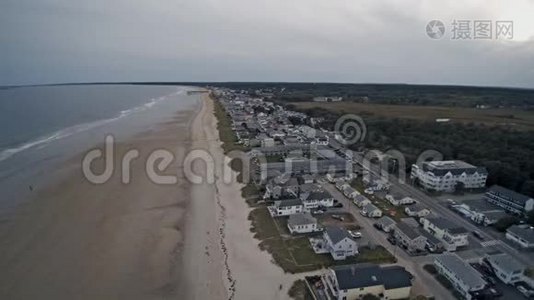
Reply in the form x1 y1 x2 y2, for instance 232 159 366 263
0 104 197 299
0 94 294 300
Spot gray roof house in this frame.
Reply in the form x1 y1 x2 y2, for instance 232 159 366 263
434 253 487 300
287 212 320 234
404 203 431 217
353 194 371 208
486 253 525 284
422 216 469 251
299 190 334 209
393 222 427 253
375 216 397 233
485 185 534 215
323 263 413 300
322 226 358 260
505 225 534 249
361 203 383 218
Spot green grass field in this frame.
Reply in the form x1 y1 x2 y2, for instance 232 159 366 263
292 102 534 130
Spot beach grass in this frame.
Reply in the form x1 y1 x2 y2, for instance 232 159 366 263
249 206 396 274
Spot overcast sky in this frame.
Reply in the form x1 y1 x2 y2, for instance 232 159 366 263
1 0 534 87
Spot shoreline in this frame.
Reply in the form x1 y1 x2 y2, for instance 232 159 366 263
0 96 199 299
189 94 296 300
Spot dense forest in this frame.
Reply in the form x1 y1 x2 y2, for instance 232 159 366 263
208 82 534 108
292 105 534 197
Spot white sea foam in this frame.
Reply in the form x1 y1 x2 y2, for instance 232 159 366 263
0 90 180 163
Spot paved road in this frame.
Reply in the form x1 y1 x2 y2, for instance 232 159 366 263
352 155 534 268
322 182 453 300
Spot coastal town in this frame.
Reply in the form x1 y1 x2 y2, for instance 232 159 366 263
211 87 534 300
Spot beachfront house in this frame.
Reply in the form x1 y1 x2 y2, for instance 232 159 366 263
322 263 413 300
268 199 304 217
287 212 320 234
313 226 358 260
299 190 334 209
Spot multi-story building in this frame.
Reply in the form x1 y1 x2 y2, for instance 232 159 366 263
485 253 525 285
322 226 358 260
421 216 469 251
323 263 412 300
434 254 487 300
484 185 534 215
506 225 534 249
410 160 487 192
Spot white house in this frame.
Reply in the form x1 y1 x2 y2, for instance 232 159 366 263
393 222 427 253
342 185 359 199
375 216 397 233
322 226 358 260
386 193 417 206
505 225 534 249
353 195 371 208
405 203 431 218
299 190 334 209
361 203 383 218
410 160 488 192
485 253 525 285
268 199 304 217
421 216 469 251
287 212 320 234
434 254 487 300
323 264 413 300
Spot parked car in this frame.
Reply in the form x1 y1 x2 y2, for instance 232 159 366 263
387 235 396 245
348 230 362 239
333 203 343 208
517 286 534 298
331 215 344 221
472 231 484 240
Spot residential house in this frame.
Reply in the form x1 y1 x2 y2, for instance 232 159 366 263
322 226 359 260
361 203 383 218
299 190 334 209
485 253 525 285
484 185 534 215
375 216 397 233
287 212 320 234
434 253 487 300
260 137 275 147
299 174 314 184
336 181 349 191
342 185 359 199
268 199 304 217
263 183 282 199
421 217 469 251
353 195 371 208
453 199 506 226
386 193 416 206
505 225 534 249
404 204 431 218
393 222 427 253
410 160 487 192
323 263 413 300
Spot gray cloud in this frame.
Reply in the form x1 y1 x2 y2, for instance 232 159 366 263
1 0 533 87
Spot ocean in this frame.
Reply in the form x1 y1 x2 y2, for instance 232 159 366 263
0 84 198 215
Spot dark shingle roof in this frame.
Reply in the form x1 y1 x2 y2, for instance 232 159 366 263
422 160 487 176
332 263 412 290
426 217 467 234
487 185 533 207
507 225 534 244
325 226 351 244
395 222 422 240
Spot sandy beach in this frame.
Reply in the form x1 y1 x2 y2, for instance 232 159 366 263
0 93 294 300
181 95 296 300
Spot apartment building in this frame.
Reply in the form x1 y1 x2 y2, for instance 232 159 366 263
410 160 487 192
